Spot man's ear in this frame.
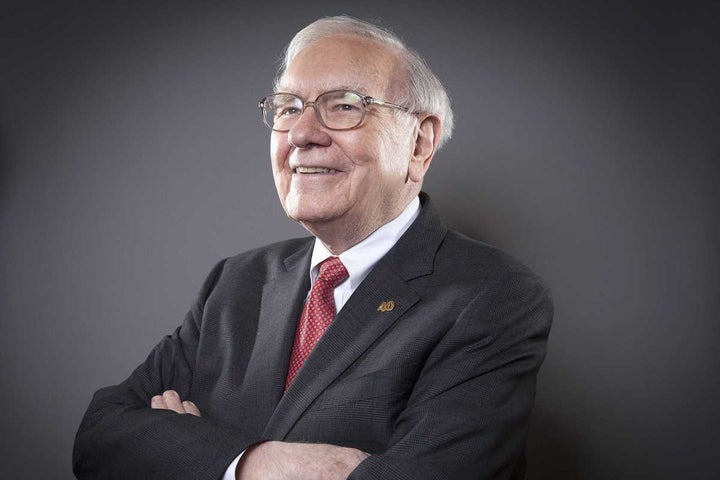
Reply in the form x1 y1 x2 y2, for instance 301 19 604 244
407 115 441 183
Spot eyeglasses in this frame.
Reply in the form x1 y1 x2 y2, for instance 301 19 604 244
258 90 408 132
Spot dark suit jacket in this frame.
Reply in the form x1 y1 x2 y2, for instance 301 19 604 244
73 193 552 480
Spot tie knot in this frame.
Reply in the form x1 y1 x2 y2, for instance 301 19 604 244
316 256 349 288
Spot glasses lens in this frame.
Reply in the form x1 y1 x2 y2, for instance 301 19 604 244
263 94 303 131
317 91 365 130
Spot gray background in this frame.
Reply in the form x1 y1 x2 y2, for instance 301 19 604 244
1 1 718 479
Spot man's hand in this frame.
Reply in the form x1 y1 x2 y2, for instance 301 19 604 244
236 441 369 480
150 390 202 416
149 391 368 479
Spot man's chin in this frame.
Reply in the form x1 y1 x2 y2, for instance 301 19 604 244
287 210 346 236
283 199 342 225
291 213 337 227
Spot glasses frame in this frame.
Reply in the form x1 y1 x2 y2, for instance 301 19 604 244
258 90 409 132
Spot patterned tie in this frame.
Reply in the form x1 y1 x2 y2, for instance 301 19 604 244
285 256 349 390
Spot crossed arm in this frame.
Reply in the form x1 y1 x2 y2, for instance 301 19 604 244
74 260 552 480
150 390 369 480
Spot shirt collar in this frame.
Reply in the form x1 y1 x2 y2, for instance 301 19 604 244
309 196 421 289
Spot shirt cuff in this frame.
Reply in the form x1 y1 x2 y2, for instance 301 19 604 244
222 451 245 480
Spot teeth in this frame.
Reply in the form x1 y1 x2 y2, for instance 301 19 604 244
296 167 334 174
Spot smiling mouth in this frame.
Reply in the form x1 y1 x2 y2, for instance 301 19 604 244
294 167 339 174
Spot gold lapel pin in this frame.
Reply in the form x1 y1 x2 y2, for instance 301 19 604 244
377 300 395 312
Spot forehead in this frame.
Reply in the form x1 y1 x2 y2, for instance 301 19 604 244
278 35 402 96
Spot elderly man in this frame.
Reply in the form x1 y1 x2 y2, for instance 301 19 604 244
74 16 552 480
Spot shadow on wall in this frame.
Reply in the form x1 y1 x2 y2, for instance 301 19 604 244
527 403 582 480
430 187 501 248
0 124 9 215
431 184 581 479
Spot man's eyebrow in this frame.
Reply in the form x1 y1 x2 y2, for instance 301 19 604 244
328 83 364 92
275 82 365 95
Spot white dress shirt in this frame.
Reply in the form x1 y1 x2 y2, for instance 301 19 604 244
223 196 420 479
308 195 420 312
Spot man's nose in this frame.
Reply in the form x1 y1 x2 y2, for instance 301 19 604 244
288 104 331 148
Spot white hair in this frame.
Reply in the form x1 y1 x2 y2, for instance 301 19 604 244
275 16 454 149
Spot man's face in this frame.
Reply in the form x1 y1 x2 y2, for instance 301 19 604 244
271 36 416 244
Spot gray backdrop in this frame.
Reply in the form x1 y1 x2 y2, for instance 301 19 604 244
1 1 718 479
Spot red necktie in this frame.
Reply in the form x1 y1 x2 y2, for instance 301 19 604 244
285 256 348 389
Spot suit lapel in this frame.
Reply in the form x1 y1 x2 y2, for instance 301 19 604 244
264 261 420 438
263 192 448 439
235 243 311 432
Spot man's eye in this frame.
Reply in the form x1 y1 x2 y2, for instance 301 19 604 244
277 106 301 117
331 103 359 112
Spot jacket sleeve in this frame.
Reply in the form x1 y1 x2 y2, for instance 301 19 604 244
72 260 254 480
348 272 553 480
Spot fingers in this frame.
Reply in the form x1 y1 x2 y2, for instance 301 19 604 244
150 390 202 416
150 394 167 409
162 390 185 413
182 400 202 417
